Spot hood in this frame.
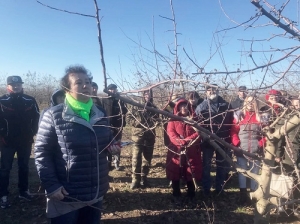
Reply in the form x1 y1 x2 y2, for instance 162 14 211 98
51 89 65 107
173 98 190 115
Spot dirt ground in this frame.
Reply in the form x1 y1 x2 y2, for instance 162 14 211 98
0 128 299 224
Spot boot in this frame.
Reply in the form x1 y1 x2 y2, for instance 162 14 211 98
238 188 248 206
140 176 149 188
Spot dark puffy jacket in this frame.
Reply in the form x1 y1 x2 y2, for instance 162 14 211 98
166 99 202 181
34 103 111 202
195 96 233 141
0 92 40 145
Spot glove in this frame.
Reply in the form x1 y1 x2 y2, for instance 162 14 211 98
48 187 69 201
108 143 121 155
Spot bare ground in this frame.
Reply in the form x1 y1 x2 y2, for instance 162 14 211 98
0 128 299 223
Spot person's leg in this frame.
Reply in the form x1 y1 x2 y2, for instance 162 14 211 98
172 180 181 197
171 180 182 206
113 130 122 170
202 146 214 195
237 156 248 189
215 147 229 193
141 135 155 185
131 136 143 189
50 209 79 224
77 201 102 224
16 143 32 194
0 146 16 197
237 156 248 204
186 181 195 198
249 160 260 191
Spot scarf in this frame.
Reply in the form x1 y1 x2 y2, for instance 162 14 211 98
65 93 93 121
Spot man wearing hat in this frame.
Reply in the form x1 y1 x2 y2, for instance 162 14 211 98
195 84 233 199
101 84 128 170
230 86 247 110
0 76 40 208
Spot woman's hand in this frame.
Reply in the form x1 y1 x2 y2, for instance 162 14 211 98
48 187 69 201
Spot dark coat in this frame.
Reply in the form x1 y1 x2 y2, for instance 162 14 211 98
166 99 202 181
230 97 244 110
101 96 127 128
34 103 111 202
0 92 40 146
195 96 233 142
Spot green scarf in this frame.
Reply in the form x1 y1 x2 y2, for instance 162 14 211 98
65 93 93 121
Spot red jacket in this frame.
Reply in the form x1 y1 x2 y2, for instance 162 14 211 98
166 99 202 181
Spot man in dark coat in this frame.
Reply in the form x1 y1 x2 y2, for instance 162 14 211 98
102 84 128 170
0 76 40 208
195 84 233 198
230 86 247 119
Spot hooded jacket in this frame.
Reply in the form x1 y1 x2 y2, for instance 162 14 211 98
166 99 202 181
0 92 40 145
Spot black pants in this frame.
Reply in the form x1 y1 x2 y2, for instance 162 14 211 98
172 180 195 198
0 143 32 197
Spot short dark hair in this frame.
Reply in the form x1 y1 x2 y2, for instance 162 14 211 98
92 82 98 88
60 65 92 91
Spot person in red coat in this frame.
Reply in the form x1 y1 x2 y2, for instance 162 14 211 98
231 95 265 205
166 98 202 205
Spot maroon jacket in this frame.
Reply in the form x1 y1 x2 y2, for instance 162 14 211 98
166 99 202 181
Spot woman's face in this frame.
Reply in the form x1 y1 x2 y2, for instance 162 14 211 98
179 103 188 116
189 98 198 106
268 95 279 105
245 97 255 111
67 73 92 103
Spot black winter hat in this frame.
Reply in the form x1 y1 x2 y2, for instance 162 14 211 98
7 76 24 85
107 84 117 89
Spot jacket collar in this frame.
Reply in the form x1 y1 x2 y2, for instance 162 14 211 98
62 102 105 129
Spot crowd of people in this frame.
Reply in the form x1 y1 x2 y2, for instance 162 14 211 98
0 67 299 223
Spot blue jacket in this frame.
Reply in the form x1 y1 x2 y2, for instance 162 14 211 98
195 96 233 141
34 102 111 202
